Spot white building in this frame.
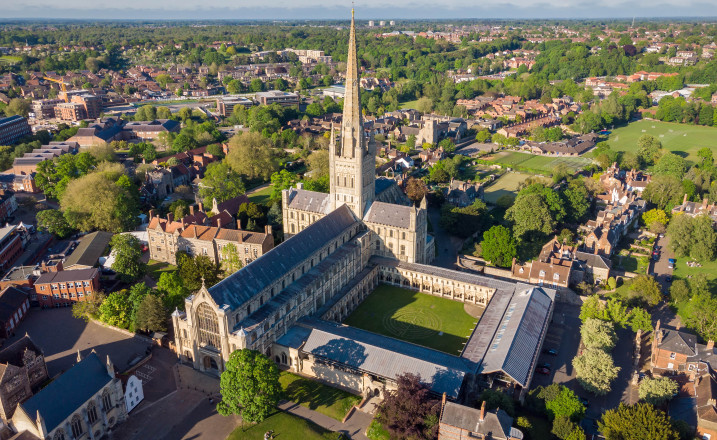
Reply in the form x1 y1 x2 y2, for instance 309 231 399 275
124 375 144 413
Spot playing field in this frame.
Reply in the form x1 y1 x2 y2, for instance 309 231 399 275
482 171 532 204
490 151 592 173
608 120 717 164
343 284 480 355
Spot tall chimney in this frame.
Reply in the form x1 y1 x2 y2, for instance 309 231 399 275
149 209 156 220
265 225 272 235
198 202 204 212
683 193 688 205
167 213 174 222
190 205 195 215
707 340 714 351
217 217 222 229
479 401 486 422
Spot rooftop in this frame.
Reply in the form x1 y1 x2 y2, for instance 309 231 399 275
63 231 113 268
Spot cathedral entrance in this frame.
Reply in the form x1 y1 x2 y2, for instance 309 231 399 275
203 356 219 373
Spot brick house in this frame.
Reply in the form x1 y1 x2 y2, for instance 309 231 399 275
438 400 523 440
651 320 698 371
695 367 717 440
0 286 30 339
33 268 100 308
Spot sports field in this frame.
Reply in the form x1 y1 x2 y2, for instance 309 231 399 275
343 284 480 355
482 171 532 204
489 151 592 173
608 120 717 163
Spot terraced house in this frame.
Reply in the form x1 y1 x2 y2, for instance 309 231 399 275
173 10 555 403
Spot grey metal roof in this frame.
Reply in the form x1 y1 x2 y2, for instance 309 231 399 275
276 326 313 349
208 204 358 311
64 231 113 268
286 188 331 214
19 353 111 433
363 201 413 229
461 289 515 364
297 318 474 398
478 287 555 387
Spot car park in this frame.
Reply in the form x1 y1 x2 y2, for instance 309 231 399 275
543 348 558 356
536 367 550 375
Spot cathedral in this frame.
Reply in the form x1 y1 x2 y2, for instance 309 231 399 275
173 10 555 402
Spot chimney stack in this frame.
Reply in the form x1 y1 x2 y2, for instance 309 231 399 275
703 198 709 210
149 209 156 220
198 202 204 212
190 205 195 215
479 401 486 422
683 193 688 204
708 340 714 351
265 225 273 235
217 217 222 229
167 212 174 222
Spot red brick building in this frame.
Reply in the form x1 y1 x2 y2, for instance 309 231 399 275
651 320 697 371
0 286 30 339
33 268 100 308
0 224 23 273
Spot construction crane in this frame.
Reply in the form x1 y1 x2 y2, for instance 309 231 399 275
43 76 69 102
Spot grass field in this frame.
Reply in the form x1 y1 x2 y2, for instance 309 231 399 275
489 151 593 173
608 120 717 164
247 186 273 205
482 171 532 204
279 372 361 421
226 411 337 440
366 418 391 440
399 99 420 109
146 259 177 280
0 55 21 64
343 284 480 355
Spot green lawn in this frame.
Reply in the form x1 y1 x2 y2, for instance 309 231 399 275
226 411 339 440
279 372 361 421
147 259 177 280
399 99 420 109
608 120 717 164
247 186 273 205
611 254 649 274
0 55 21 64
343 284 480 355
366 418 391 440
673 257 717 294
489 151 592 173
482 171 532 204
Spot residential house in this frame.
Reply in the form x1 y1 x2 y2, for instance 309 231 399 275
438 400 524 440
10 352 127 440
511 238 574 290
651 320 698 372
695 367 717 440
445 179 483 207
123 375 144 414
33 268 101 308
672 195 717 223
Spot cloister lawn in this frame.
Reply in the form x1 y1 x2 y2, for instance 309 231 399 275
226 411 336 440
343 284 479 355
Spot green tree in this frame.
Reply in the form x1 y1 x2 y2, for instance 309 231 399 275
72 292 104 322
480 225 518 268
477 389 515 417
642 209 669 234
626 275 662 307
98 291 132 328
690 214 717 261
172 133 198 153
5 98 30 117
506 191 555 239
226 132 278 180
573 348 620 395
109 234 146 283
669 279 690 303
636 134 662 165
643 175 683 210
654 152 686 179
599 403 679 440
581 318 617 351
541 384 585 422
639 377 679 406
667 214 694 257
36 209 74 238
475 129 491 143
697 147 714 168
270 170 300 200
220 243 243 275
552 416 586 440
135 294 167 332
562 180 591 223
198 161 246 204
217 349 281 423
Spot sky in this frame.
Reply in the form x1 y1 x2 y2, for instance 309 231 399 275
4 0 717 20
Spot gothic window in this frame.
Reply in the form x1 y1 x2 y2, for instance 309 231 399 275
281 352 288 364
102 390 112 412
196 303 221 348
87 401 98 424
291 224 295 233
400 245 405 255
53 430 66 440
389 230 393 238
402 232 406 239
71 416 84 438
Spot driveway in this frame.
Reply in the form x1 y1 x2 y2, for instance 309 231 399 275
427 206 461 269
649 235 682 328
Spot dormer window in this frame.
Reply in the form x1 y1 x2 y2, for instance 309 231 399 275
553 273 560 280
539 270 546 277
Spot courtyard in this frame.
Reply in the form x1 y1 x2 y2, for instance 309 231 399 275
342 284 481 355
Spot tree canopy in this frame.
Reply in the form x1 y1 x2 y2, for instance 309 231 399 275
217 349 281 423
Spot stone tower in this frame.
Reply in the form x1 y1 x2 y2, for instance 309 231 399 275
329 9 376 218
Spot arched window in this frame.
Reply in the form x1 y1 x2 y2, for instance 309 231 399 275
102 390 112 412
87 401 98 424
53 430 66 440
281 353 288 364
196 303 221 348
71 416 84 438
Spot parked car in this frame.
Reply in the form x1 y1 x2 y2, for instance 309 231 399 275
536 367 550 375
543 348 558 356
538 362 551 369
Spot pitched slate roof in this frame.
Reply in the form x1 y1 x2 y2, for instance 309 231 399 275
658 329 697 356
35 268 98 285
64 231 113 268
440 402 519 440
363 201 413 229
0 335 43 366
297 318 473 398
0 287 28 322
208 204 358 311
374 177 395 196
19 353 111 433
477 287 555 387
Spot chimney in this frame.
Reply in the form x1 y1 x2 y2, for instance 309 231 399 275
190 205 195 215
703 198 709 210
217 217 222 229
297 182 304 190
167 213 174 222
198 202 204 212
708 340 714 351
149 209 156 220
683 193 688 204
479 401 486 422
265 225 272 235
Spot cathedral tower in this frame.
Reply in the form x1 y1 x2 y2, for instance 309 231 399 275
329 8 376 218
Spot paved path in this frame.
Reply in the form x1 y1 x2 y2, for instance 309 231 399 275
427 206 462 269
277 401 371 440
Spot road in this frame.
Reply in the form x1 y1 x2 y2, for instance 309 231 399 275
649 235 682 328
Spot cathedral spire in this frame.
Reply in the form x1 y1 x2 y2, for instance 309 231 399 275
339 5 362 158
